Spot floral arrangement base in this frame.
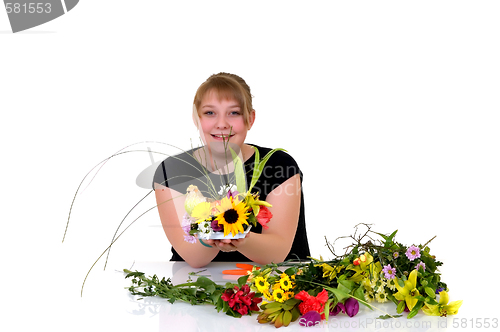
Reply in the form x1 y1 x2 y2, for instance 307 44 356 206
203 226 252 240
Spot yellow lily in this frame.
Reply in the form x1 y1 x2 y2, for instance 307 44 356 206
245 193 272 217
319 263 344 281
422 291 463 317
347 253 381 282
394 270 420 311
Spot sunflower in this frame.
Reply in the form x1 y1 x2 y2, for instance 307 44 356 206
215 196 249 237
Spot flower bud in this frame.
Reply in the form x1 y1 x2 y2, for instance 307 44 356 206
299 311 321 327
344 298 359 317
329 302 345 316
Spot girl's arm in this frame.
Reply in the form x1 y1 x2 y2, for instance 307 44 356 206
215 173 302 264
154 184 220 268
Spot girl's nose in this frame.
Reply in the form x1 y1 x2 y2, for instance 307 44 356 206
216 115 229 129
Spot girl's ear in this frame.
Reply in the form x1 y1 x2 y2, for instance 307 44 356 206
247 110 256 129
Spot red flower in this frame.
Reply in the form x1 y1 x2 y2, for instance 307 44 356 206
294 289 329 319
256 206 273 229
221 284 262 315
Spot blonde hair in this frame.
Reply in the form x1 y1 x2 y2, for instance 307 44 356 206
193 73 254 128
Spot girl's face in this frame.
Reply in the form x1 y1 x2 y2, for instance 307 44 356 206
197 90 255 149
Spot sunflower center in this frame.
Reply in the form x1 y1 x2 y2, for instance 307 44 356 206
224 209 239 224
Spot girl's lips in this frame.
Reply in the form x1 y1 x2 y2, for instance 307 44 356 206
211 134 234 140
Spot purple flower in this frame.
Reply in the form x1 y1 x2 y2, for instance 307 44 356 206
344 298 359 317
329 302 345 316
227 189 239 199
299 310 321 327
406 245 421 261
415 261 426 272
382 264 397 279
435 287 444 294
181 213 193 233
184 234 197 244
211 218 223 232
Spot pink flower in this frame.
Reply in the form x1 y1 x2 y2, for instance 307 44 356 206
382 264 396 279
406 245 421 261
256 206 273 230
415 261 426 271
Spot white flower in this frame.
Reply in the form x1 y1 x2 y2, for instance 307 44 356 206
375 289 389 303
197 220 213 239
386 278 397 291
374 278 387 291
218 183 237 195
365 291 375 303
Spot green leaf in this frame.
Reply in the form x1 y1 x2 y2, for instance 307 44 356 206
353 286 372 310
323 285 350 303
425 297 438 305
378 314 403 319
338 279 355 292
238 275 249 287
421 255 437 272
229 146 246 193
284 267 296 276
324 299 331 322
407 301 424 319
248 148 286 192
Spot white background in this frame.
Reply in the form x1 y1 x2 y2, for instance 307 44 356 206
1 1 499 331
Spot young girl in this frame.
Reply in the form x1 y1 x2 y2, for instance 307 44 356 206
153 73 309 268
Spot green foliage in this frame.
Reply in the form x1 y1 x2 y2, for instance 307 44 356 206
124 269 224 306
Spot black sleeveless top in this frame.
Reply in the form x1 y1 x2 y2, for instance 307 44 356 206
153 144 310 262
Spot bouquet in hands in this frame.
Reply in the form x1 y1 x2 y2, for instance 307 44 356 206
181 146 283 242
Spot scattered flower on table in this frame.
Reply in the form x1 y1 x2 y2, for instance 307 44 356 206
124 224 463 328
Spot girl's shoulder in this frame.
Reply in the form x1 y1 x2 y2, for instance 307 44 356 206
247 144 300 169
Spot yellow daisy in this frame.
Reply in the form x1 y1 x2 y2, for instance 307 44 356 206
215 196 249 237
279 275 293 291
191 201 212 222
284 291 295 301
273 289 286 303
254 277 270 293
263 290 274 301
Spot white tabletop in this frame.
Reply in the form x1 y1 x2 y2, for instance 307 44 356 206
47 260 461 332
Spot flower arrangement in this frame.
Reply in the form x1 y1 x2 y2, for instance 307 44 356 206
182 183 273 241
178 144 282 242
125 224 463 328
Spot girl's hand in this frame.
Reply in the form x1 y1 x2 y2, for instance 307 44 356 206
206 233 250 252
